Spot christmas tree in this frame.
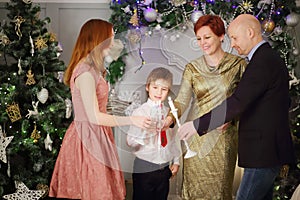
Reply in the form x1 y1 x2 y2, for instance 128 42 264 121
109 0 300 199
0 0 71 197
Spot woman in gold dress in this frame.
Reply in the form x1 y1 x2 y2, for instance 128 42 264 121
164 15 247 199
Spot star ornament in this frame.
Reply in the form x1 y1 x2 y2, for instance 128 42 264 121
239 0 254 13
0 126 14 163
35 36 48 50
3 181 46 200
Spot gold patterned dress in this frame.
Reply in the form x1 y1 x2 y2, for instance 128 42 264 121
173 53 246 200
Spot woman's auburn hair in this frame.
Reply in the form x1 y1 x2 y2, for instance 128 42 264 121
64 19 113 86
194 14 225 37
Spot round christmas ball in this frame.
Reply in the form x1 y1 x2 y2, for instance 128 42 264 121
143 8 157 22
285 13 299 27
261 19 275 33
191 10 203 24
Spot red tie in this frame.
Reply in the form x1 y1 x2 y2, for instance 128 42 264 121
161 130 167 147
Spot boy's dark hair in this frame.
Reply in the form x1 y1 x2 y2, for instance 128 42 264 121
146 67 173 88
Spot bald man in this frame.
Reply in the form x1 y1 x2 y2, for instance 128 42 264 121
177 14 295 200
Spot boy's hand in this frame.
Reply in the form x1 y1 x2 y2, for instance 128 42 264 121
162 116 173 131
170 164 179 178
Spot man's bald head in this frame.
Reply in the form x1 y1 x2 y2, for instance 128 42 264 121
228 14 263 56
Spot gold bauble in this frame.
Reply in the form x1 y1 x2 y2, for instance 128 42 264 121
261 19 275 33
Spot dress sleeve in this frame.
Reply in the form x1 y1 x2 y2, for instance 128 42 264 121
168 64 194 122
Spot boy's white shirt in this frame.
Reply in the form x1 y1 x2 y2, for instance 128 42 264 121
127 98 181 165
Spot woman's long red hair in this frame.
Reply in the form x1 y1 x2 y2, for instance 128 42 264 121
64 19 113 86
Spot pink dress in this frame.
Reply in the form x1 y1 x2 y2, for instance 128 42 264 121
49 62 126 200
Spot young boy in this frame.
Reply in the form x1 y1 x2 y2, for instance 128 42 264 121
127 67 181 200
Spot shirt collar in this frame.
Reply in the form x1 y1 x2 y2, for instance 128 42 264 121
247 40 267 61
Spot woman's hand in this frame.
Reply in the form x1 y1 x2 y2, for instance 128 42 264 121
131 116 153 130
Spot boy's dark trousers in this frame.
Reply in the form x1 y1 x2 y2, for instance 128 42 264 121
132 157 172 200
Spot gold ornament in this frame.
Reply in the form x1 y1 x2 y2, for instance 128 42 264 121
129 9 139 27
238 0 254 13
49 32 57 42
171 0 186 6
6 102 22 122
30 123 41 143
0 30 10 45
13 16 25 40
26 69 36 85
261 19 275 33
35 36 48 50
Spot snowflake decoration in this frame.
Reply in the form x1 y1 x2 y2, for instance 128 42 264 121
3 181 46 200
35 36 48 50
0 126 14 163
238 0 254 13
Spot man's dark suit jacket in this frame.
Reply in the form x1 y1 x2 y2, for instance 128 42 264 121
193 42 295 168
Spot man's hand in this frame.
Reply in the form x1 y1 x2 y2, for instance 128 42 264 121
177 121 197 140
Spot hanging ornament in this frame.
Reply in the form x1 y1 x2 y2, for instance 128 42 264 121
121 5 132 14
129 9 139 27
13 16 25 40
238 0 254 13
30 122 41 143
3 181 46 200
25 101 39 119
35 36 48 50
0 126 14 163
191 10 203 24
26 69 36 85
44 133 53 151
29 35 34 56
6 102 22 122
49 32 57 42
143 8 158 22
127 30 142 44
37 88 49 104
17 58 23 75
292 47 299 56
22 0 32 4
57 71 64 82
65 98 72 119
257 0 272 9
171 0 186 6
142 0 153 5
285 13 299 27
0 30 10 45
261 19 275 33
56 42 63 57
273 26 283 35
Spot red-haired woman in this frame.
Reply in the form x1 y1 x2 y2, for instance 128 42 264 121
164 15 247 199
49 19 151 200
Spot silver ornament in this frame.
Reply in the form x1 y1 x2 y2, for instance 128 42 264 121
143 8 157 22
191 10 203 24
37 88 49 104
292 48 299 56
285 13 299 27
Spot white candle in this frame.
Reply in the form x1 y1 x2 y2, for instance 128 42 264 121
168 96 176 112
